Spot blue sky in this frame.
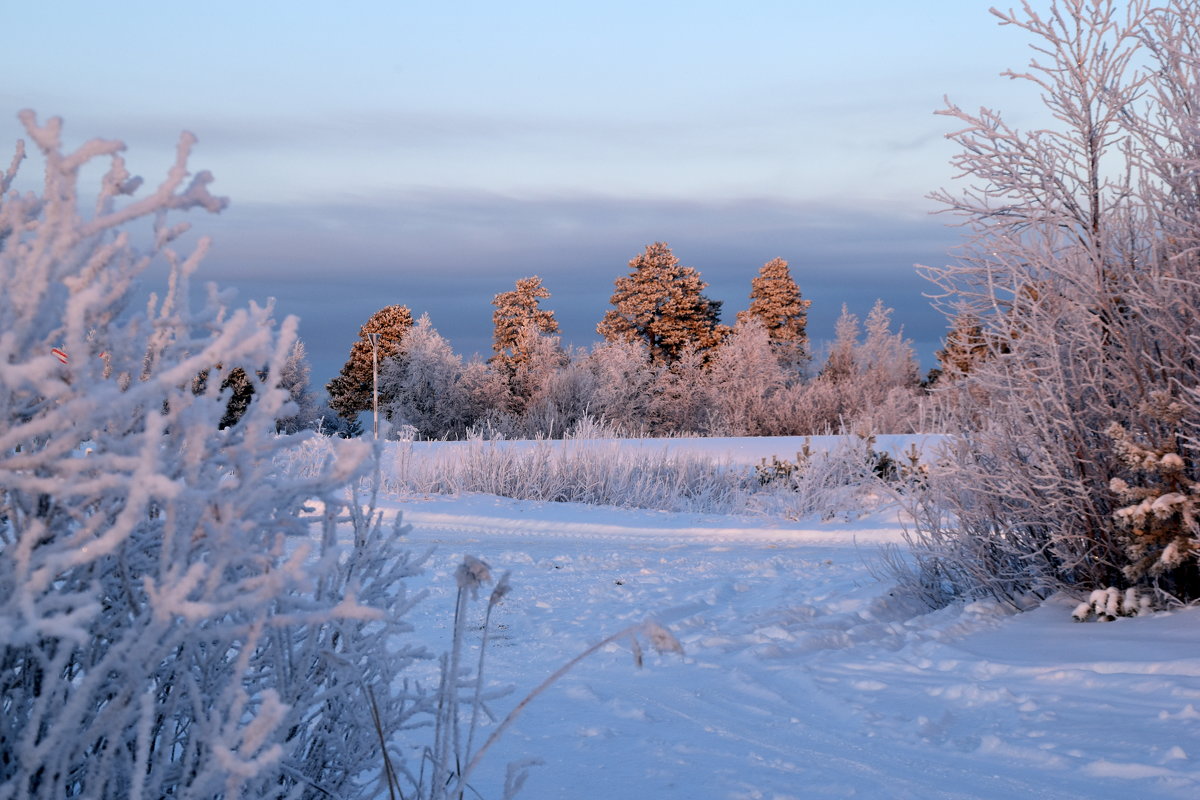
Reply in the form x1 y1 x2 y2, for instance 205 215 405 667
2 1 1042 384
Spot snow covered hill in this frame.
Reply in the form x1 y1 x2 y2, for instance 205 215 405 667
376 490 1200 799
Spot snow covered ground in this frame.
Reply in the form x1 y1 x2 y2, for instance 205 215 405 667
367 439 1200 799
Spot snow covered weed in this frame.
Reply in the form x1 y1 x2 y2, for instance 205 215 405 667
374 554 684 800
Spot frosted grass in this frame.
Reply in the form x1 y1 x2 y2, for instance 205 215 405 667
282 431 911 521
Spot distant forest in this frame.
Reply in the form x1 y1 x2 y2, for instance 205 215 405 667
295 242 975 440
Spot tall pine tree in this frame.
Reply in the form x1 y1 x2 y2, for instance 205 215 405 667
326 304 414 420
597 242 725 364
736 257 810 368
491 276 559 375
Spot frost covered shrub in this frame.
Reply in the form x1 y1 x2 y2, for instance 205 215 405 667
0 112 416 798
891 436 1058 610
754 450 811 487
750 436 904 522
909 0 1200 607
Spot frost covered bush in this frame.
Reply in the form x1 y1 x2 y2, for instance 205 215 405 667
0 112 418 798
750 436 911 522
908 0 1200 608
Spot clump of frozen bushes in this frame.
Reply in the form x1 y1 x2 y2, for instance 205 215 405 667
0 112 432 799
894 0 1200 615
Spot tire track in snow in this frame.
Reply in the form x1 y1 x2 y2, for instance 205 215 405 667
400 507 907 548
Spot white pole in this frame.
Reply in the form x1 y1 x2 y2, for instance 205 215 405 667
368 332 380 440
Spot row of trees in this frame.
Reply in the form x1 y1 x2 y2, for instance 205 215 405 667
323 244 929 439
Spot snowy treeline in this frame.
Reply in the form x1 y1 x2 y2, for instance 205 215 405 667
325 260 929 440
0 112 423 798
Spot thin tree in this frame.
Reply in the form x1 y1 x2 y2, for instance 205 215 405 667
820 305 859 384
736 257 811 369
857 300 919 392
275 338 321 433
597 242 726 364
508 324 569 413
326 304 414 421
649 344 709 434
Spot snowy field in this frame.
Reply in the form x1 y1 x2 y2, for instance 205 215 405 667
367 438 1200 799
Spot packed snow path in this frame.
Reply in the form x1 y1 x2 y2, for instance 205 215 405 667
384 495 1200 799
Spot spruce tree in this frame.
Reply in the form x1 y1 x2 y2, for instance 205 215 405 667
196 340 320 432
491 276 559 374
934 310 990 382
736 257 810 368
190 363 260 430
820 305 859 383
275 338 321 433
597 242 726 364
326 304 414 420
